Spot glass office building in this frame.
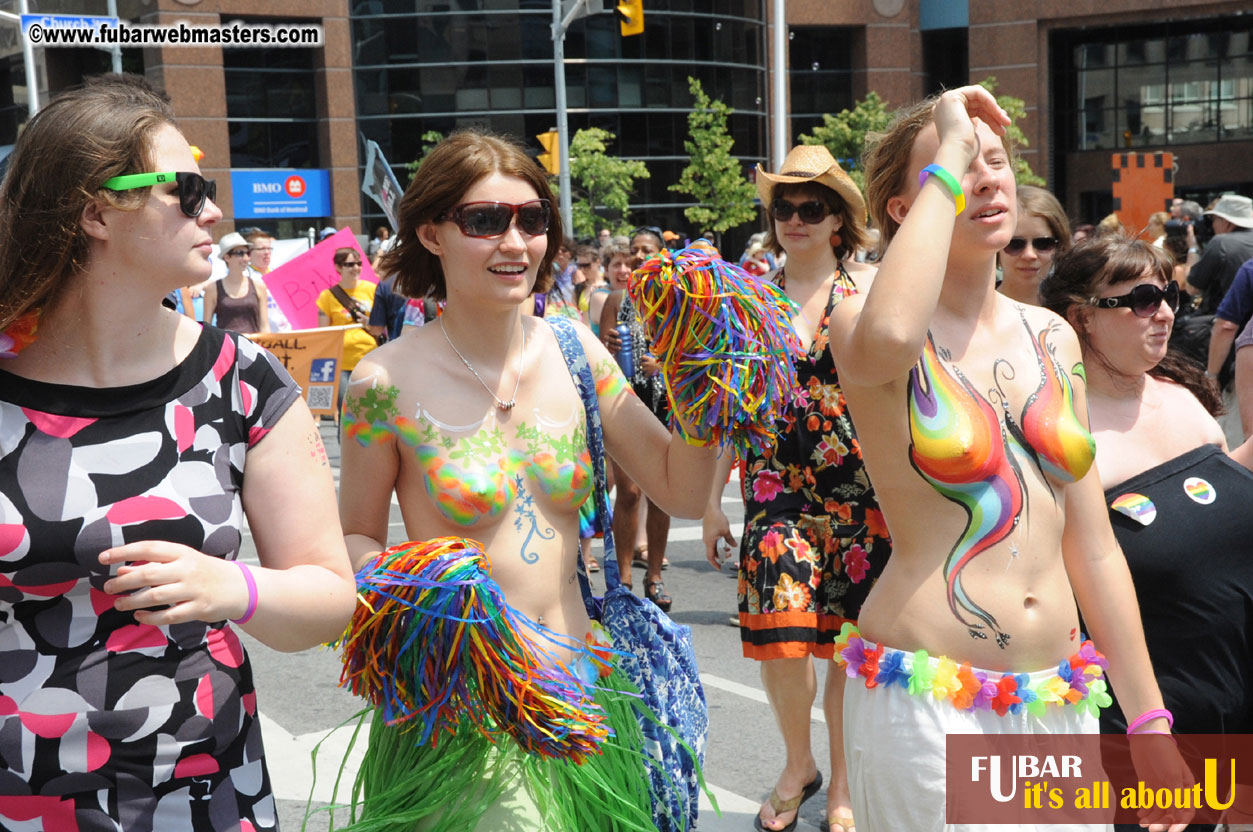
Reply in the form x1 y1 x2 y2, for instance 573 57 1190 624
350 0 768 240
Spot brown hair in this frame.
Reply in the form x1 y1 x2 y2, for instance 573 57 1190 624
762 181 866 261
332 247 359 267
1014 186 1072 254
1039 234 1222 415
863 94 1016 253
379 129 560 301
0 74 176 330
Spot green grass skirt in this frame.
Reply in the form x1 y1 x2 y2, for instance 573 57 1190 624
314 667 667 832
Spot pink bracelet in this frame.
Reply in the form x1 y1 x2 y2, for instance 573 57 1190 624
1126 708 1173 735
230 561 258 625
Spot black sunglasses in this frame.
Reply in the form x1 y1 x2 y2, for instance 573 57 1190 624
225 249 249 258
576 261 594 269
440 200 551 238
631 225 664 242
1089 281 1180 317
101 171 217 218
1003 236 1059 256
339 259 362 268
769 199 832 224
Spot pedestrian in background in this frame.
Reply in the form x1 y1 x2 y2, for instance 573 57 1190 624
204 230 270 334
316 247 377 411
996 184 1070 305
704 143 888 832
0 73 354 831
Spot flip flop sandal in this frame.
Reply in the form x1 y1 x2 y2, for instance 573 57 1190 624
586 557 600 573
753 771 824 832
632 546 648 568
644 579 672 612
819 812 856 832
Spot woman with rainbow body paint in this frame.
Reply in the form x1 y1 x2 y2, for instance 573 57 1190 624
1041 235 1253 828
823 86 1188 831
334 130 718 830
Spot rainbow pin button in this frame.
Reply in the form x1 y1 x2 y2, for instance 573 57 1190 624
1111 493 1157 526
1183 477 1216 505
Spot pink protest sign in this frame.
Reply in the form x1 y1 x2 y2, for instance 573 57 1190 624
263 228 378 330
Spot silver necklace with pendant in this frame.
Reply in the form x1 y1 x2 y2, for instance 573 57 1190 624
440 317 525 412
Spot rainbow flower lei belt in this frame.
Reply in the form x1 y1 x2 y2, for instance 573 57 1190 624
833 623 1112 718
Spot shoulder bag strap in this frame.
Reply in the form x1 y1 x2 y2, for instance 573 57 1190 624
544 318 622 610
329 284 367 324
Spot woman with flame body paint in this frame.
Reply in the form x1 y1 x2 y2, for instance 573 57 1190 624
821 86 1189 831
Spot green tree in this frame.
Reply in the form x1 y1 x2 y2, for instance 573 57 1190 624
566 127 650 238
405 130 446 183
796 90 892 192
978 77 1045 186
669 77 757 245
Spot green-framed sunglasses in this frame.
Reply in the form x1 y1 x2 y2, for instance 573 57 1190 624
101 171 217 218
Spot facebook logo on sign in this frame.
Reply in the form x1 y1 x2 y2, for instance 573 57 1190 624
310 359 337 382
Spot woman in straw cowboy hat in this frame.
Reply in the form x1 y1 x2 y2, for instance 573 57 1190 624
702 143 890 832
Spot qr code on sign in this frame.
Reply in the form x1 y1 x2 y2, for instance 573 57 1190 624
306 385 335 411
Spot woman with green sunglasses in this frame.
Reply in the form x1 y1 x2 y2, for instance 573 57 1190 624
0 75 355 830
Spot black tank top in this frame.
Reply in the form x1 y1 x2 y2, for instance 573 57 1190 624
214 277 261 333
1099 443 1253 736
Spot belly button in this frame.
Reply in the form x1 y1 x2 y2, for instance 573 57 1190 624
1023 595 1037 610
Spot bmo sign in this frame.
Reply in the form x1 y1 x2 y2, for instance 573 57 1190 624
231 169 331 219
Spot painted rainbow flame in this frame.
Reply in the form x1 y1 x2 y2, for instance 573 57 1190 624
1020 324 1095 484
908 335 1026 646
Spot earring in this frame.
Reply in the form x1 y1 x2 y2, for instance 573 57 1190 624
830 232 843 249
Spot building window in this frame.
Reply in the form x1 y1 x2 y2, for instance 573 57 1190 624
1055 20 1252 152
224 36 319 168
788 26 856 140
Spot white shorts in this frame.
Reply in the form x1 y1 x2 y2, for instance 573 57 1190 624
843 646 1110 832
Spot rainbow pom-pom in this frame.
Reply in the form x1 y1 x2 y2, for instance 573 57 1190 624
628 243 803 455
338 537 611 762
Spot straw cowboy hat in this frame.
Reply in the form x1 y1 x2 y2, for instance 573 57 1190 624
756 145 867 235
1204 194 1253 229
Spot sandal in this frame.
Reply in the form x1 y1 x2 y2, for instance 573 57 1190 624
644 579 672 612
632 546 648 568
819 812 855 832
586 556 599 573
753 771 823 832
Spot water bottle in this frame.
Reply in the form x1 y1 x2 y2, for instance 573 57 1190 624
615 323 635 379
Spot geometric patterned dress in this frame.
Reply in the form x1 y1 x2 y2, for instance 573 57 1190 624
0 327 299 831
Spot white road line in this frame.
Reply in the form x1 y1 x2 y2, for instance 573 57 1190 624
700 672 826 724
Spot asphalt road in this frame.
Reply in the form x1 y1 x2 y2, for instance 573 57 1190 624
240 424 834 831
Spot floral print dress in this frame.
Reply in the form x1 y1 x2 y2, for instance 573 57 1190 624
738 266 891 660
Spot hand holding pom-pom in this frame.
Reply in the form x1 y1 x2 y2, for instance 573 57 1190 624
627 243 804 455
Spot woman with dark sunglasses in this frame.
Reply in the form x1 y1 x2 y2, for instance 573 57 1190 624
997 184 1071 305
1040 236 1253 827
699 143 889 832
824 88 1188 830
316 247 377 412
204 230 271 334
337 129 717 830
0 76 355 829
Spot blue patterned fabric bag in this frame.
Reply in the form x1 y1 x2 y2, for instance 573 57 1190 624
547 316 709 832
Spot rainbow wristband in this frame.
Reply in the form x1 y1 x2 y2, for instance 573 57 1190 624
919 164 965 215
230 561 258 625
1125 707 1173 735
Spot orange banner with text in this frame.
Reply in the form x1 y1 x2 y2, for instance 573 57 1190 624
248 326 349 416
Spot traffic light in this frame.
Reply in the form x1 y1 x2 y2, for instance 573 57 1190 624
537 130 560 175
617 0 643 36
